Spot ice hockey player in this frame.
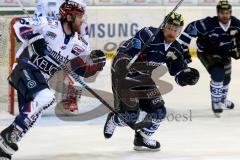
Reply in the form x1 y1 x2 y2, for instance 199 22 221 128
0 1 105 159
103 13 200 151
35 0 89 43
34 0 90 112
178 0 240 117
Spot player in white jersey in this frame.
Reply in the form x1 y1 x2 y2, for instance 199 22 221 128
35 0 89 45
0 1 105 159
34 0 90 112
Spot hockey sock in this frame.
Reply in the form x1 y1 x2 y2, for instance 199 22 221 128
210 81 223 104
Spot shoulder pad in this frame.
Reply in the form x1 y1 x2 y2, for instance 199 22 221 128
143 27 154 38
194 16 215 34
231 16 240 27
137 27 154 44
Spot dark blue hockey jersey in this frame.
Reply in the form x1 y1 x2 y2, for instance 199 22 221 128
117 27 187 76
179 16 240 57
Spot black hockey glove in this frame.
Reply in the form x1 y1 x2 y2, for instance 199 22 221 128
28 33 48 57
175 67 199 86
181 45 192 64
90 50 106 71
112 53 131 79
230 43 240 59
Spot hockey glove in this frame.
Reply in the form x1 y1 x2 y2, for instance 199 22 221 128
90 50 106 71
230 43 240 59
28 33 48 57
175 67 199 86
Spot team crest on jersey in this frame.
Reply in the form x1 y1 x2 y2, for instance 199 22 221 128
166 51 177 60
47 17 58 28
71 45 84 56
46 31 57 40
230 30 238 36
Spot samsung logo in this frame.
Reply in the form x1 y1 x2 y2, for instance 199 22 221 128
89 23 139 38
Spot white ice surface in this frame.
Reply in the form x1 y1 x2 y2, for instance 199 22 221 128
0 59 240 160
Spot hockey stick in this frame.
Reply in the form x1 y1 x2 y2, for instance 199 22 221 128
126 0 184 70
47 53 151 130
15 0 150 130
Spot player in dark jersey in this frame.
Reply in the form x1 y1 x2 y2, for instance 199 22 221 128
178 0 240 117
103 13 200 151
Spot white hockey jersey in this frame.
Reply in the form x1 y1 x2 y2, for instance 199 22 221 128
13 16 93 81
34 0 89 44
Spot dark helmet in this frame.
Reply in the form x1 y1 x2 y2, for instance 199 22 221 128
59 0 85 21
164 12 184 27
217 0 232 12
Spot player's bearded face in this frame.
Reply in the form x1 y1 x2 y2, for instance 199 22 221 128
163 24 182 43
218 10 231 24
72 14 84 33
